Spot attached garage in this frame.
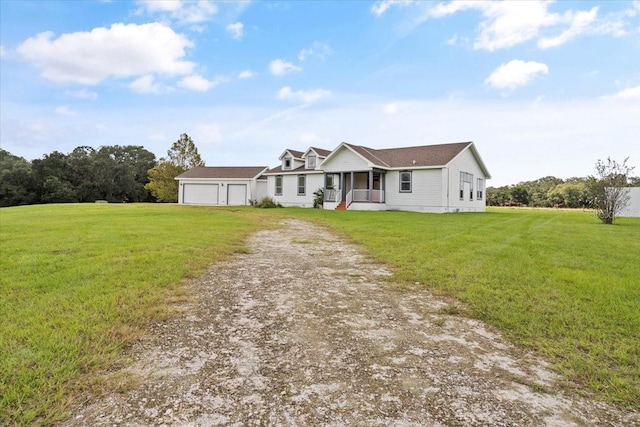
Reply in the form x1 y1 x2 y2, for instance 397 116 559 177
182 183 219 205
175 166 268 206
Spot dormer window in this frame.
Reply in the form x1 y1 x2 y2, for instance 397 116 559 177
307 155 316 169
284 157 292 170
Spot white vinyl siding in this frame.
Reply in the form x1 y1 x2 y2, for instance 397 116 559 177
321 147 370 172
385 169 442 211
446 147 488 212
267 173 323 207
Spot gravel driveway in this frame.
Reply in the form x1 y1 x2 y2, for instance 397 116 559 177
63 219 638 426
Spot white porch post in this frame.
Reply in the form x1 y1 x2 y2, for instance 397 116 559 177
368 170 373 202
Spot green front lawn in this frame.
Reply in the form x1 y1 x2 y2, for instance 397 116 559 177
1 204 638 425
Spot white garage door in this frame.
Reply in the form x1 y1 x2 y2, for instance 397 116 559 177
183 184 219 205
227 184 247 205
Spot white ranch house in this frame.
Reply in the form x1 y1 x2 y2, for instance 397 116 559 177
176 141 491 213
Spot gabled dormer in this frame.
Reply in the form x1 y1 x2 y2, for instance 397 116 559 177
303 147 331 170
279 149 305 171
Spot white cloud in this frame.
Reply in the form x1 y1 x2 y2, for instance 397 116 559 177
538 7 598 48
178 74 227 92
54 106 77 116
277 86 331 103
226 22 244 39
602 85 640 100
298 42 333 61
237 69 256 79
269 59 302 76
384 1 616 51
130 75 168 94
0 45 6 57
485 60 549 90
17 23 195 85
137 0 218 24
371 0 415 17
65 89 98 100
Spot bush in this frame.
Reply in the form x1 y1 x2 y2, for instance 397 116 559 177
250 197 283 208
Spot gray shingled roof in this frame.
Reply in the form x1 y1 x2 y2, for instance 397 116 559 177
345 142 472 168
309 147 332 157
264 165 322 174
176 166 268 179
285 149 304 159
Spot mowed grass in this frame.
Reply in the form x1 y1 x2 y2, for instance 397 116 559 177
0 203 264 426
290 207 640 407
1 205 639 425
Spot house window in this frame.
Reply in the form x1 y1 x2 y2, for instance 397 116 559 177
477 178 484 200
297 175 306 196
460 172 473 200
325 174 334 189
284 158 292 170
275 175 283 196
400 171 412 193
308 155 316 169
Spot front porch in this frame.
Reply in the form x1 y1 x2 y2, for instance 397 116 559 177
324 170 386 210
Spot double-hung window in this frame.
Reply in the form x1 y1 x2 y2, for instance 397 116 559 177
284 158 292 170
297 175 306 196
307 155 316 169
477 178 484 200
275 175 283 196
400 171 412 193
460 172 474 200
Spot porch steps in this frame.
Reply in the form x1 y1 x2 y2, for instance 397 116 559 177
335 202 347 211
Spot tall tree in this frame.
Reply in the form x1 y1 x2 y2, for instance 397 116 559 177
167 133 205 170
146 134 205 202
587 157 635 224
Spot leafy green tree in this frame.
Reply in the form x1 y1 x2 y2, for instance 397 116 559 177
510 184 530 205
486 186 510 206
547 180 589 208
0 150 37 207
587 157 635 224
146 134 205 202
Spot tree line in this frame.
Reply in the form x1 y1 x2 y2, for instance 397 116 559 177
487 168 638 210
0 133 204 207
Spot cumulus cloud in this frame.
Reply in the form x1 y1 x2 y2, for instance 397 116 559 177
383 102 403 115
277 86 331 103
130 75 169 94
298 42 333 61
17 23 195 85
0 45 6 57
485 60 549 90
65 89 98 100
601 85 640 100
178 74 227 92
137 0 218 24
269 59 302 76
237 69 256 79
226 22 244 39
54 106 77 116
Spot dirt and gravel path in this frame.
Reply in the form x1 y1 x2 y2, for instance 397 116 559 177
63 219 638 426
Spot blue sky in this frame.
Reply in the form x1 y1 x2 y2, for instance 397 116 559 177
1 0 639 186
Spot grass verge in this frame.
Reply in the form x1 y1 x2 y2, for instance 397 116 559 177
0 203 263 426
